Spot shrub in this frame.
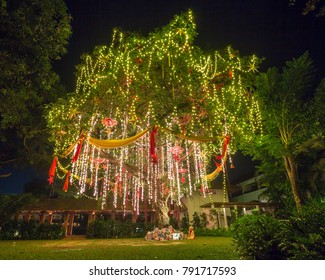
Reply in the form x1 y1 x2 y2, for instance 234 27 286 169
230 214 287 259
191 212 209 229
87 219 108 238
0 220 64 240
38 222 64 239
194 227 230 237
86 219 154 239
180 214 189 232
278 201 325 259
231 201 325 260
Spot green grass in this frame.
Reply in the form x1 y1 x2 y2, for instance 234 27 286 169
0 237 239 260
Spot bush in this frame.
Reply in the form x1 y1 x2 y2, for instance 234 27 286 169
230 214 287 259
278 201 325 259
180 214 189 232
191 212 209 229
194 227 230 237
86 219 154 239
230 201 325 260
0 220 64 240
38 222 64 239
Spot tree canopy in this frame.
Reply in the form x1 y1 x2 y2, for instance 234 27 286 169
0 0 71 171
245 52 325 208
46 11 262 214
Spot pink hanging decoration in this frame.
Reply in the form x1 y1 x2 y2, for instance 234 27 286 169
169 145 184 161
102 117 118 127
178 168 188 174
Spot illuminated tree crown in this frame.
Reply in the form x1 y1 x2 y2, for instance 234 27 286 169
46 10 262 214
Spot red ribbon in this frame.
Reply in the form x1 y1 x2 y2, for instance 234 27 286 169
215 135 230 160
150 126 158 164
63 171 70 192
72 137 83 163
48 157 58 184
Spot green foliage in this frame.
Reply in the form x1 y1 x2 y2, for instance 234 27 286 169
191 212 201 228
194 227 230 237
180 214 189 231
231 214 287 259
86 219 154 239
256 159 295 211
278 201 325 259
243 53 325 207
249 52 317 159
0 193 37 226
46 10 262 157
296 138 325 199
231 201 325 260
0 220 64 240
314 78 325 131
0 0 71 167
191 212 209 229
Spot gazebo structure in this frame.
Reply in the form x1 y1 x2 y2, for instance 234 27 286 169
18 196 275 236
19 198 183 235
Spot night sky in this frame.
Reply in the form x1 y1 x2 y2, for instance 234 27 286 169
55 0 325 91
2 0 325 193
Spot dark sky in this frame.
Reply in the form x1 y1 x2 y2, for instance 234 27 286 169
55 0 325 91
2 0 325 193
54 0 324 184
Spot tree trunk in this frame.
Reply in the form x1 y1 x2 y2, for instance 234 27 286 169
283 155 303 209
158 195 170 226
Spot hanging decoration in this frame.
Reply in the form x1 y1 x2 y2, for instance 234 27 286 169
48 156 58 184
46 10 263 213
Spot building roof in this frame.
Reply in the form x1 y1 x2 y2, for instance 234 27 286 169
23 198 158 212
24 198 99 211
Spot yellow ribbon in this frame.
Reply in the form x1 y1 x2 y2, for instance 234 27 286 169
87 128 150 149
203 153 228 181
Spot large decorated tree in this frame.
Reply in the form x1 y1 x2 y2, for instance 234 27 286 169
46 11 262 224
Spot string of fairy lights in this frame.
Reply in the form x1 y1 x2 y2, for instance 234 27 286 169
47 10 263 211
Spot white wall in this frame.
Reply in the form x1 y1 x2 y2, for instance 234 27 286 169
181 190 229 228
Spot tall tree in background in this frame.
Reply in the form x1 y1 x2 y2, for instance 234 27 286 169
246 53 325 209
0 0 71 175
289 0 325 16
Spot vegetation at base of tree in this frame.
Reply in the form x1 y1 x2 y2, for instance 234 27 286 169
189 212 230 236
230 200 325 259
180 214 189 232
86 219 155 239
0 220 64 240
191 212 209 229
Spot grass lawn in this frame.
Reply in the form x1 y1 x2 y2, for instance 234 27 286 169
0 236 239 260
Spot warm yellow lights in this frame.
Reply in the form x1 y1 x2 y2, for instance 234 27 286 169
46 10 263 209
